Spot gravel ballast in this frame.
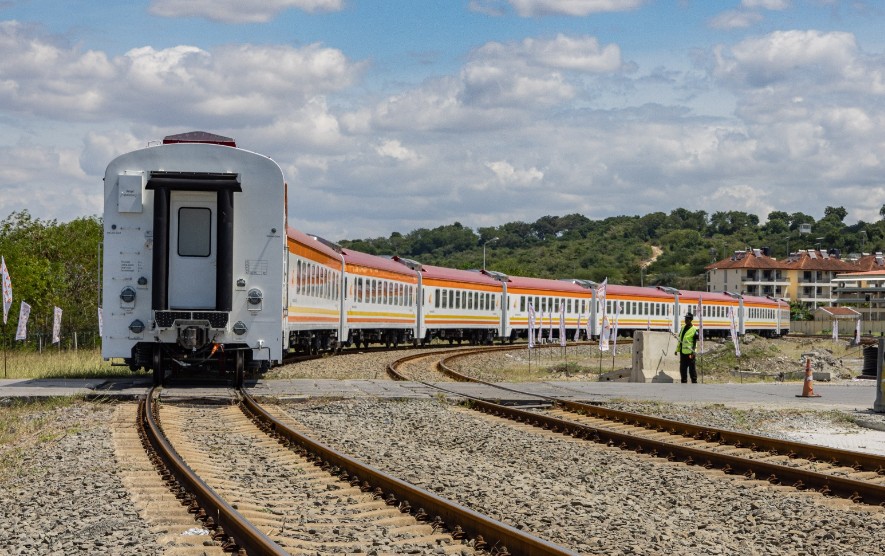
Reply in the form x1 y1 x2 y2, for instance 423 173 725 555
284 397 885 556
0 402 162 555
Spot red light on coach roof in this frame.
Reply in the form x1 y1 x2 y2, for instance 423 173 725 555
162 131 236 147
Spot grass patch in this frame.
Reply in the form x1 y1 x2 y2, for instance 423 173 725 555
0 396 84 479
0 348 142 379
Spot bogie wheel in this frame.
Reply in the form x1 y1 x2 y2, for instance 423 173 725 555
234 350 245 389
152 346 164 386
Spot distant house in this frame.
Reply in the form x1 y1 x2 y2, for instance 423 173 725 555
705 248 860 309
813 306 861 321
832 256 885 322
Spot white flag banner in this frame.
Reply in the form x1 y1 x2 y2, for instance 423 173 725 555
611 303 622 355
52 306 62 344
597 278 607 329
832 319 838 341
527 301 535 349
574 313 582 342
728 307 741 357
559 302 566 347
1 256 11 324
15 301 30 341
855 317 861 344
98 307 103 337
696 297 704 354
536 309 543 344
599 315 610 352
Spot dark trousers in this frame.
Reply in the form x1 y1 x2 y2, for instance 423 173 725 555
679 353 697 383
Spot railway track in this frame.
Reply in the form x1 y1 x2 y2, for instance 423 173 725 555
137 386 579 556
388 346 885 507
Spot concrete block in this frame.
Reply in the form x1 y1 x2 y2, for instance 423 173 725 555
631 331 681 383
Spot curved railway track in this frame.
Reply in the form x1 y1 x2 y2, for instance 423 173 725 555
137 386 579 556
387 346 885 507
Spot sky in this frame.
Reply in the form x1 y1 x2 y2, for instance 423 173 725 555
2 0 885 242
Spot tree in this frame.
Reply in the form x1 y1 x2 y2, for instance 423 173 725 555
824 206 848 222
0 211 102 347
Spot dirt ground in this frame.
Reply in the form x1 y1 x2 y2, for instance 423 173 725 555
466 335 875 384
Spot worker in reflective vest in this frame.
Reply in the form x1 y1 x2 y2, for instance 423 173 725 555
675 313 699 383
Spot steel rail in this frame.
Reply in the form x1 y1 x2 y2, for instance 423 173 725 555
139 387 289 556
388 349 885 506
465 398 885 505
238 389 580 556
436 351 885 475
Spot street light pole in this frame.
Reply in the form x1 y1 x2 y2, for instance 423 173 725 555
725 291 745 335
657 286 680 333
482 237 499 270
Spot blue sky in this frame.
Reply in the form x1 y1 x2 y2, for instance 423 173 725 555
2 0 885 241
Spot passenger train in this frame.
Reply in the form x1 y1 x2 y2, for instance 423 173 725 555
101 132 789 385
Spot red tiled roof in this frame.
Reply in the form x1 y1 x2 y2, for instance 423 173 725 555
706 250 858 272
816 306 861 317
852 254 885 271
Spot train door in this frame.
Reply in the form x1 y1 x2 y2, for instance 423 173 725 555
168 191 217 309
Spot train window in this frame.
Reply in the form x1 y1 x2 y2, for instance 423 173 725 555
177 207 211 257
435 289 441 308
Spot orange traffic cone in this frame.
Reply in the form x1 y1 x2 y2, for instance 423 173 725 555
796 357 821 398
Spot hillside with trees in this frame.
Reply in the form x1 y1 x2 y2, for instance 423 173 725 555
340 206 885 291
2 206 884 346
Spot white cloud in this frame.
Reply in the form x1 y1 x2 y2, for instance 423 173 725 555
0 22 364 131
709 10 763 30
0 142 98 219
713 30 859 89
507 0 645 17
741 0 789 9
711 184 773 217
364 34 620 131
149 0 343 23
485 160 544 186
376 139 420 162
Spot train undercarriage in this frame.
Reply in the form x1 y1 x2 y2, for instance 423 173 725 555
126 341 260 388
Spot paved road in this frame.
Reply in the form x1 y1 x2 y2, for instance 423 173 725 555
1 376 882 412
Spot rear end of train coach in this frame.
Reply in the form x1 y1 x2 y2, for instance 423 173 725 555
101 132 286 386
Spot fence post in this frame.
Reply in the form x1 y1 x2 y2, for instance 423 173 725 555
875 338 885 413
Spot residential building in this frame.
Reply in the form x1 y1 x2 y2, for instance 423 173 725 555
832 253 885 322
705 248 862 309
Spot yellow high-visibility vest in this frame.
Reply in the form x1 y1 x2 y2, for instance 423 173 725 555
678 325 698 354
